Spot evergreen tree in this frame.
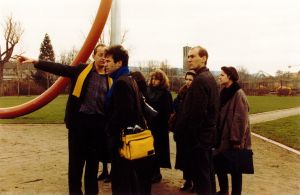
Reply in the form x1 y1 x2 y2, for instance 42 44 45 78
39 33 55 61
34 33 56 89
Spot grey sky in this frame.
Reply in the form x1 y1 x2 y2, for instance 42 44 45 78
1 0 300 75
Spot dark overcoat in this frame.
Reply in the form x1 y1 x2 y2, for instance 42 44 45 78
175 67 219 150
146 87 173 168
105 75 152 195
217 89 252 152
172 84 189 170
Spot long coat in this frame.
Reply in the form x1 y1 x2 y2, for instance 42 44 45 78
172 84 189 170
217 89 252 152
146 87 173 168
175 67 219 150
105 75 152 195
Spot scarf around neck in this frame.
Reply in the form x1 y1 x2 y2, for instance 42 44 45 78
72 62 94 98
220 82 241 109
105 66 130 106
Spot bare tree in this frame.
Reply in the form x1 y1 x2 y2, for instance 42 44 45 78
0 15 23 95
98 27 128 46
236 66 251 82
59 47 79 65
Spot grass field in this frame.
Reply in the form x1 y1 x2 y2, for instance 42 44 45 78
251 115 300 150
0 95 300 124
247 96 300 114
0 95 67 124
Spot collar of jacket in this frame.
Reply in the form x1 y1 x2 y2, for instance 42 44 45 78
195 66 209 75
72 62 94 98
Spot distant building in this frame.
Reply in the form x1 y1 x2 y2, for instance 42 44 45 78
183 46 191 72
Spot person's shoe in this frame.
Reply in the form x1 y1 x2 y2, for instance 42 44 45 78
104 174 111 183
151 173 162 183
216 191 229 195
179 180 193 191
97 172 109 181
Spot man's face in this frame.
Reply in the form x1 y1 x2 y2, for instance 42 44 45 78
187 48 206 70
105 55 122 75
93 46 106 68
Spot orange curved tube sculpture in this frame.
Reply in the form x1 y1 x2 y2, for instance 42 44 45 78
0 0 112 119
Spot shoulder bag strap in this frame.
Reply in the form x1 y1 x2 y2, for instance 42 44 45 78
129 77 148 129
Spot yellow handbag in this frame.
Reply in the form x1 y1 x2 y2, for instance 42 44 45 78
119 128 155 160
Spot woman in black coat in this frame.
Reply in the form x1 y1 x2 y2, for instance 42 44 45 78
146 69 173 183
173 70 196 191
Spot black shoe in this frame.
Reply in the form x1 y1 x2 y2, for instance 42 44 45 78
180 180 192 191
97 172 109 181
216 191 229 195
151 173 162 183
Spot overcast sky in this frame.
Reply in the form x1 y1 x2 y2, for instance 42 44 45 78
1 0 300 75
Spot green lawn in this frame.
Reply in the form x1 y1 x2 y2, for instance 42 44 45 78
1 95 300 124
251 115 300 150
0 95 67 124
247 96 300 114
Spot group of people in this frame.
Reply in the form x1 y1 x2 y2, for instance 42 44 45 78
171 48 252 195
17 44 252 195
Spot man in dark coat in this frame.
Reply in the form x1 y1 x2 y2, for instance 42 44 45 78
174 46 219 195
18 44 110 195
104 45 152 195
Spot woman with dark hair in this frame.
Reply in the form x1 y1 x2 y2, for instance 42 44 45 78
130 71 148 98
172 70 196 192
146 69 173 183
215 66 252 195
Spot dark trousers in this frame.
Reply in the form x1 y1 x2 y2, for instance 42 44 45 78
183 164 193 181
111 155 152 195
152 155 161 176
217 172 242 195
190 148 215 195
68 126 101 195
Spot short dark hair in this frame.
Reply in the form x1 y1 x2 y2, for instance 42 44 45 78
93 43 106 55
193 46 208 65
105 45 129 67
185 70 196 79
221 66 239 82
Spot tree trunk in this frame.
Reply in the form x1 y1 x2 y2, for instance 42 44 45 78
0 62 4 96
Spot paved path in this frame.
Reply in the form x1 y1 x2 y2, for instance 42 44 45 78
1 107 300 194
250 107 300 124
108 107 300 195
115 107 300 194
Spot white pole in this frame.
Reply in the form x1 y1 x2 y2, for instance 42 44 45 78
111 0 121 45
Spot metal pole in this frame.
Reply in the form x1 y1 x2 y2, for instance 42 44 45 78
111 0 121 45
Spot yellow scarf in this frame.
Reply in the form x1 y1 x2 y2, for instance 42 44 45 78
72 63 94 98
72 62 113 98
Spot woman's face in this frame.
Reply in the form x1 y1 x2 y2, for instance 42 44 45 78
219 70 231 86
185 74 194 88
151 77 161 87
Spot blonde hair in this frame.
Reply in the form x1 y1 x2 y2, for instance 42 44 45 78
149 69 170 89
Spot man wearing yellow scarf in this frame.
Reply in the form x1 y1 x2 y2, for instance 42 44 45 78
18 44 112 195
